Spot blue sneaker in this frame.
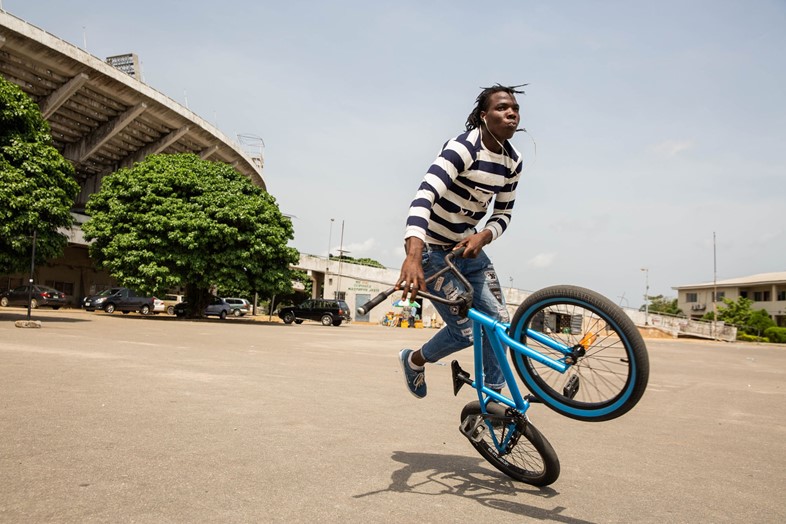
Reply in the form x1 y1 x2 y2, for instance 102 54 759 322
399 349 427 398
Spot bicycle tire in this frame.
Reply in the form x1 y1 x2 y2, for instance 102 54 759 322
460 401 560 486
509 285 649 422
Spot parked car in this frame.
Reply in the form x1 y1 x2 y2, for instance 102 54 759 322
174 296 232 319
83 287 157 315
278 298 351 326
152 297 166 314
224 297 252 317
0 285 68 309
160 294 184 315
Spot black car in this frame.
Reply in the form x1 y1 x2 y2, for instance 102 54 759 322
278 298 351 326
83 287 156 315
0 285 68 309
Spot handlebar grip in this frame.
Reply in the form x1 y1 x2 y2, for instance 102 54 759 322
446 246 466 261
357 287 395 316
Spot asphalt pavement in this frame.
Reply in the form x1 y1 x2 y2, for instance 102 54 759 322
1 308 784 523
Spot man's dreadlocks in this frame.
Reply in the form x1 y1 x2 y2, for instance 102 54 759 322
465 83 528 131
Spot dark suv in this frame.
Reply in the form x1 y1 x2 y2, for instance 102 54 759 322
278 299 351 326
83 287 156 315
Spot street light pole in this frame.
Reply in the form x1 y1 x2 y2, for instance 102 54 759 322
640 268 649 325
336 220 345 298
326 218 334 299
327 218 335 267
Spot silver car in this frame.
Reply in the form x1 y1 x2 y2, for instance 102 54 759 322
223 297 252 317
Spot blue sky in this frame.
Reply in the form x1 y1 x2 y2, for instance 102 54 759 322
7 1 785 307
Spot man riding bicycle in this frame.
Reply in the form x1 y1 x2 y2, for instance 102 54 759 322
396 83 526 399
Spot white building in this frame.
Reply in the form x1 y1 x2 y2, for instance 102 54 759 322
673 272 786 326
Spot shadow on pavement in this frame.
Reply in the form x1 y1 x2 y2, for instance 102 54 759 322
0 309 91 324
355 451 590 523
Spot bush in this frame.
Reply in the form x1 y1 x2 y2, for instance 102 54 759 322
737 333 769 343
764 327 786 344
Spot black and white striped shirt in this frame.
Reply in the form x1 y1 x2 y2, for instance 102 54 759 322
405 128 522 245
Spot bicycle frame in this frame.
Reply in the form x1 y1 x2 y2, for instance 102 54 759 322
465 308 572 412
382 251 577 416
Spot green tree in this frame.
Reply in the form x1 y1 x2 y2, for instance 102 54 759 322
747 309 776 338
83 153 299 316
644 295 683 316
712 296 776 338
0 76 78 274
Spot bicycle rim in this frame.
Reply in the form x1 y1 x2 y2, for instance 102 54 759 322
510 286 649 421
460 402 559 486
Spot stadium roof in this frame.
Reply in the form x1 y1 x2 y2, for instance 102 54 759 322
0 10 265 210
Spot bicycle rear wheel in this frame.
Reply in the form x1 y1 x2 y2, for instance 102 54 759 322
460 401 560 486
509 285 649 422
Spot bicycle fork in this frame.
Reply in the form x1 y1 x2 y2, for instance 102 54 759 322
459 408 524 454
452 359 530 454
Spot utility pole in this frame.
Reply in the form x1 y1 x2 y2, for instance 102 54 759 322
713 232 718 339
336 220 345 298
325 218 334 299
640 268 649 325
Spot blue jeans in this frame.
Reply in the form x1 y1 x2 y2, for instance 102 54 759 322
419 246 510 389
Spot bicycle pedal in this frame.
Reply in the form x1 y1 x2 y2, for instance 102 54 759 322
563 374 580 399
459 415 486 444
451 360 471 396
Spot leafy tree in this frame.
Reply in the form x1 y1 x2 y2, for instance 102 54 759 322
271 269 312 309
643 295 683 316
0 76 78 274
747 309 776 338
710 296 776 338
714 296 753 326
83 153 299 316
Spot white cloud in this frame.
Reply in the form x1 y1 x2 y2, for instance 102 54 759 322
528 253 556 269
333 237 377 258
651 139 695 158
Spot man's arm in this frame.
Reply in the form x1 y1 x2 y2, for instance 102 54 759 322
396 237 425 301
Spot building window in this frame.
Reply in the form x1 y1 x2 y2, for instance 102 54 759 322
712 291 725 302
686 292 698 303
45 280 74 295
753 291 771 302
740 291 748 299
334 291 346 301
778 290 786 301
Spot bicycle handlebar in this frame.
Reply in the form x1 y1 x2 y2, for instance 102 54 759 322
356 247 474 316
356 287 396 316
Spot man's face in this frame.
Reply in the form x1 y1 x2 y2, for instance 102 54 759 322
481 91 520 140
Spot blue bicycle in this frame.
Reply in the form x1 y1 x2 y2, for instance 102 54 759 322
358 249 649 486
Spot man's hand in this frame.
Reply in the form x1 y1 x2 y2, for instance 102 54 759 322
455 230 492 258
396 237 426 301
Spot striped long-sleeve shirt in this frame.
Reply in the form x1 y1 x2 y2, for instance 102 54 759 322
405 128 523 245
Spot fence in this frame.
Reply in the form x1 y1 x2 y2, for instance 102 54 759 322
624 309 737 342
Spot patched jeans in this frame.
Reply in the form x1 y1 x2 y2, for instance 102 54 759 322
419 246 510 389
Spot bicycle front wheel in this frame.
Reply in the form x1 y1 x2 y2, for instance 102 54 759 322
509 285 649 422
460 401 560 486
